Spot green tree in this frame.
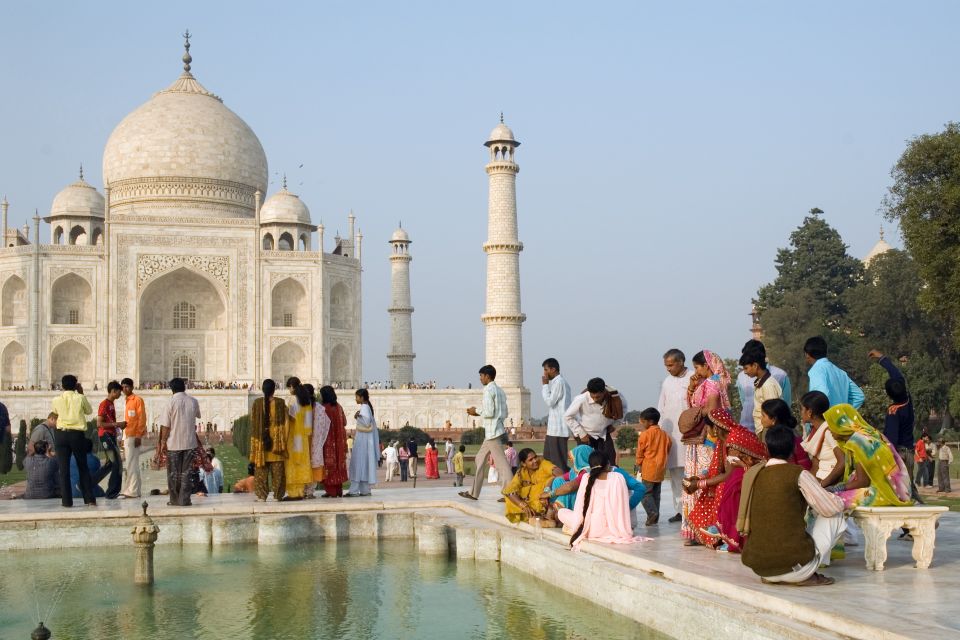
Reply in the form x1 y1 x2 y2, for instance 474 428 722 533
756 209 864 321
614 426 638 453
755 288 827 396
884 122 960 349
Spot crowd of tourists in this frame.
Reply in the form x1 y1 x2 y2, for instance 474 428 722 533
362 380 439 390
465 339 949 587
4 333 954 588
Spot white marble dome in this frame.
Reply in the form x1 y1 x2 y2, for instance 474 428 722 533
102 71 268 215
390 227 410 243
50 178 104 218
487 122 516 143
260 187 311 225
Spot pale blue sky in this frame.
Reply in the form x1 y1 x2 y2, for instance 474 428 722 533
2 2 958 415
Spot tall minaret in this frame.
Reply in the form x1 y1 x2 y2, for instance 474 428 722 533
482 115 526 388
387 225 415 386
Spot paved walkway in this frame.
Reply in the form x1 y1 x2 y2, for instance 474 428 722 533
0 479 955 639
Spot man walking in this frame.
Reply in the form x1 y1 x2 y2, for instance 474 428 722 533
657 349 691 523
94 381 126 499
804 336 864 408
158 377 201 506
51 374 96 507
541 357 572 472
120 377 146 498
565 377 627 465
459 365 513 500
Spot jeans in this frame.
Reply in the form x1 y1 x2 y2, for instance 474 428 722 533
641 480 662 521
55 429 94 507
166 449 194 506
938 460 952 493
94 434 123 498
399 459 409 481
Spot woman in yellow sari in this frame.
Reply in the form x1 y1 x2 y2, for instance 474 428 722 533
503 449 563 525
824 404 912 509
283 384 314 500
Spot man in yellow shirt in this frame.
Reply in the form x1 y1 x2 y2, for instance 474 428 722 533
50 374 95 507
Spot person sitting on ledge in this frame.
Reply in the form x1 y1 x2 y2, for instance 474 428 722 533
233 463 256 493
824 404 913 509
740 425 845 586
24 441 59 499
546 445 593 510
557 450 647 549
503 449 562 525
69 438 106 500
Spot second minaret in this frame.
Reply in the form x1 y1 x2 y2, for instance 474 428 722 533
481 117 525 388
387 226 415 386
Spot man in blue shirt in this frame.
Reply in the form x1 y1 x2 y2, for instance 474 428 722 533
804 336 864 409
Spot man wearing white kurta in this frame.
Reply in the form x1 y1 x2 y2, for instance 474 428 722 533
460 365 513 500
541 357 573 472
657 348 692 523
564 377 627 465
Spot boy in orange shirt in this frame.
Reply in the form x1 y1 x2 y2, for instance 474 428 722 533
635 407 671 526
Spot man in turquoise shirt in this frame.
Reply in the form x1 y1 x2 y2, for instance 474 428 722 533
804 336 864 409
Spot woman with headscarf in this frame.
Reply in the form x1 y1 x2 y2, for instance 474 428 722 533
284 383 314 500
346 388 380 497
713 426 767 553
824 404 912 509
686 408 737 547
304 383 330 496
319 385 348 498
681 350 731 544
545 444 593 510
424 438 440 479
249 379 288 501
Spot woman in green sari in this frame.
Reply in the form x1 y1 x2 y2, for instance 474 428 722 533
824 404 912 509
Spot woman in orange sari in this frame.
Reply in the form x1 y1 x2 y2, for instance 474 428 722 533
319 385 348 498
424 438 440 479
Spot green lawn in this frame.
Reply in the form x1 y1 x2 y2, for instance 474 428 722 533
215 444 252 491
920 495 960 512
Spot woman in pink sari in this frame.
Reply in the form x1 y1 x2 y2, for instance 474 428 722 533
682 349 731 545
558 450 648 549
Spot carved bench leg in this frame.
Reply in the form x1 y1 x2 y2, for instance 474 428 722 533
857 517 896 571
905 518 938 569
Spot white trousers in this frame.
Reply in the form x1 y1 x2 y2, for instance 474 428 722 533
123 440 143 497
668 467 684 514
385 461 399 481
763 513 847 583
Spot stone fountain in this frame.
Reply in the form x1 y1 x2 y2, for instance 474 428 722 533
131 501 160 585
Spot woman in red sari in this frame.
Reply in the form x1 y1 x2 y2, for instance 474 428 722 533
685 408 737 547
319 385 348 498
714 426 767 552
424 438 440 479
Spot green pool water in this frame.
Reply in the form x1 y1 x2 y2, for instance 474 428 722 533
0 540 666 639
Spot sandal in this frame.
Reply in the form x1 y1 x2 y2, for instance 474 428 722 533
458 491 478 501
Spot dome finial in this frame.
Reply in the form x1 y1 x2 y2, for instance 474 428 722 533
500 111 504 124
879 224 885 241
79 163 84 181
282 174 287 190
182 29 193 73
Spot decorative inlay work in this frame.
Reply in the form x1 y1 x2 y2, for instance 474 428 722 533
49 334 94 350
269 335 310 353
116 234 250 373
49 267 94 286
110 213 257 227
108 176 257 212
269 271 309 288
136 254 230 291
262 250 325 260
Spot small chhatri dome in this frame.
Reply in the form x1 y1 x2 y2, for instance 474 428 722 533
260 184 311 225
390 226 410 243
864 226 893 266
49 168 105 218
486 113 518 146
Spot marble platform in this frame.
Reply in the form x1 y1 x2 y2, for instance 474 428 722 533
0 484 954 639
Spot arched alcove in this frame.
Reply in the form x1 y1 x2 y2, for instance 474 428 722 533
50 273 92 325
272 341 306 385
271 278 308 327
1 276 27 326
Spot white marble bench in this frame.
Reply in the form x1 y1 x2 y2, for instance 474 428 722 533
850 505 948 570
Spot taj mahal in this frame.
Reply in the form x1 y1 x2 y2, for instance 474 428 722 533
0 36 530 428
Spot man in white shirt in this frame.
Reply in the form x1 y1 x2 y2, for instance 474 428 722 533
564 377 627 465
541 357 573 472
656 348 692 524
460 365 513 500
382 441 400 481
739 348 782 439
737 340 792 430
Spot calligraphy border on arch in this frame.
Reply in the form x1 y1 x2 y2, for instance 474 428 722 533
116 234 250 373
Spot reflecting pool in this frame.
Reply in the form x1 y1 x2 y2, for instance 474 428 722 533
0 540 666 639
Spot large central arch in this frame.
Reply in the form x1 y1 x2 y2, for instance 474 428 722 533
138 267 228 383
